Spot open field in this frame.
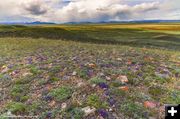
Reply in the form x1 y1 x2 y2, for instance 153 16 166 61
0 23 180 119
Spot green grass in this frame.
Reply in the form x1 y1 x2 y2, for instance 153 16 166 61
0 24 180 50
48 86 73 102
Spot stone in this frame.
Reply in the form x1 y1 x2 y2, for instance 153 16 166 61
144 101 157 108
22 72 33 77
88 63 96 68
117 58 122 61
77 82 85 87
119 86 129 91
72 71 77 76
61 103 67 110
49 100 56 107
117 75 128 84
82 106 96 116
106 76 111 81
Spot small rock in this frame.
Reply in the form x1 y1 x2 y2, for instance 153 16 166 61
117 75 128 84
77 82 85 87
61 103 67 110
22 72 33 77
92 84 96 88
7 111 14 116
144 101 157 108
117 58 122 61
72 71 77 76
82 106 96 116
88 63 96 68
106 76 111 81
108 108 113 112
49 100 56 107
119 86 129 91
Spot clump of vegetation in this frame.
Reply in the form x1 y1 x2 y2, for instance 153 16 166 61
6 102 27 114
49 86 73 101
67 107 84 119
87 94 108 109
120 101 148 119
90 77 106 84
10 84 29 102
148 85 166 99
29 65 40 75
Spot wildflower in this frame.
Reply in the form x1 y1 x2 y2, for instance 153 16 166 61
43 95 53 101
108 98 116 106
98 82 108 89
46 112 52 118
98 109 108 118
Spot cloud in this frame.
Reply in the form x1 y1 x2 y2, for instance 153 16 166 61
0 0 179 23
46 0 159 22
23 0 48 15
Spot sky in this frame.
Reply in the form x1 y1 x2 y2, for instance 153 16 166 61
0 0 180 23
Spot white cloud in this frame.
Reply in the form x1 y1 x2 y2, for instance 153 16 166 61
0 0 179 23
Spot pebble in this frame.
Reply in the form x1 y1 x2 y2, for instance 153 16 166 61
119 86 129 91
116 75 128 84
106 76 111 81
144 101 157 108
82 106 96 116
61 103 67 110
72 71 77 76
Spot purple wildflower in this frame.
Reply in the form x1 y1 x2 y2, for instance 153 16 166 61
104 90 110 96
87 70 94 77
27 57 33 64
108 98 116 106
46 112 52 118
98 109 108 118
137 73 143 77
175 73 179 78
98 82 108 89
7 64 14 69
43 95 52 101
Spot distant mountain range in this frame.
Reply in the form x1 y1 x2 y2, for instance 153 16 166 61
0 21 56 25
0 20 180 25
63 20 180 24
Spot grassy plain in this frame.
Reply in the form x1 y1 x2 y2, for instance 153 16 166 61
0 23 180 119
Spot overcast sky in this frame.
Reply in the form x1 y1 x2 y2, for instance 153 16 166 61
0 0 179 23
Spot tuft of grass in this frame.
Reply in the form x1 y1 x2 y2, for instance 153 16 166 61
10 84 29 102
86 94 108 109
148 86 165 98
48 86 73 102
120 101 148 119
6 102 27 114
90 77 106 84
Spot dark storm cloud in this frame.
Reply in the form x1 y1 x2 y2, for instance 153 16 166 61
24 2 48 15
